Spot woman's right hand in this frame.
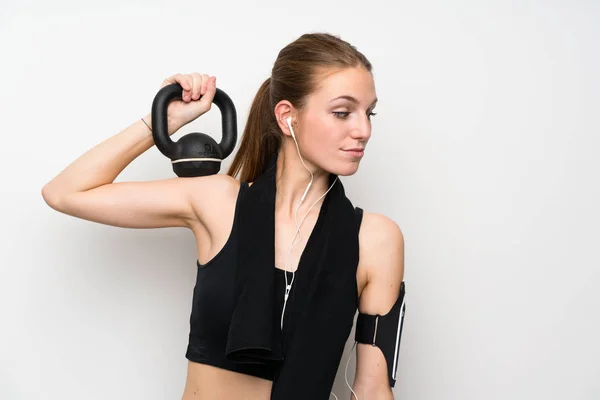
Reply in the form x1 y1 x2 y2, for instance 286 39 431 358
158 72 217 134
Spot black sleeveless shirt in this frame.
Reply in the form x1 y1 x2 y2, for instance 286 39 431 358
185 181 363 382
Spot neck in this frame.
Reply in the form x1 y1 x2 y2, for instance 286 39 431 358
274 142 332 218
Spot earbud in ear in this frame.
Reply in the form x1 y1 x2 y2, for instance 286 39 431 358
286 117 296 139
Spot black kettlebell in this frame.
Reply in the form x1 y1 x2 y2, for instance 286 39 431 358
151 83 237 177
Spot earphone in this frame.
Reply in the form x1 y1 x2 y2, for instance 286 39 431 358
279 116 335 330
287 117 312 203
280 116 339 325
279 117 358 400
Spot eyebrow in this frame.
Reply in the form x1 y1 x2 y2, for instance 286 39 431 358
330 95 378 106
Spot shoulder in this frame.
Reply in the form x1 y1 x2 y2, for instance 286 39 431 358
357 211 405 314
186 173 242 229
358 212 405 276
186 173 240 203
359 211 404 249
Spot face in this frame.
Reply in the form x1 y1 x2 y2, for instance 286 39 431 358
293 66 377 176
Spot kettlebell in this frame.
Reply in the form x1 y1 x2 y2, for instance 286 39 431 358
151 82 237 177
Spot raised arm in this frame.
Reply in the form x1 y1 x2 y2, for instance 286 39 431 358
353 212 405 399
41 72 225 230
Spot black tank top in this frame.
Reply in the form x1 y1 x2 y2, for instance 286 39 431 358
186 182 289 380
185 181 361 381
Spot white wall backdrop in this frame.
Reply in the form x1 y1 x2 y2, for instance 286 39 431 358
1 1 599 399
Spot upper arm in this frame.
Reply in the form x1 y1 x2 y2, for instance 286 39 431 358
353 212 405 396
42 174 239 230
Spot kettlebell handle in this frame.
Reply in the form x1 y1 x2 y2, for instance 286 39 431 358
150 83 237 174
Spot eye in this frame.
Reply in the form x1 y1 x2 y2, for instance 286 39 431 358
333 111 377 120
333 111 350 119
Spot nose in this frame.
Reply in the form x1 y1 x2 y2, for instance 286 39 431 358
350 114 372 142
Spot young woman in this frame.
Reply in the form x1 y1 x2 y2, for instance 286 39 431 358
42 33 405 400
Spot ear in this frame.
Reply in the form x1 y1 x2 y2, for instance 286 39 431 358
274 100 297 138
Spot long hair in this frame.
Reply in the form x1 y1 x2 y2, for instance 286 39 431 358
226 33 373 182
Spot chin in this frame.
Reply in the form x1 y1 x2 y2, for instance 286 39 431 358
330 161 361 177
313 152 363 177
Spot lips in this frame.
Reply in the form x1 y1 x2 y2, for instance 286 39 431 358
342 148 365 157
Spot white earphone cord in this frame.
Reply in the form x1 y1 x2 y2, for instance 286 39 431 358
283 118 358 400
279 162 336 329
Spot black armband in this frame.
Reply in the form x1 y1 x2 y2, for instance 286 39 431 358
355 281 406 387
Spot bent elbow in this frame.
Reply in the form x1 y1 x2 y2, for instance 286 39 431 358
41 184 64 211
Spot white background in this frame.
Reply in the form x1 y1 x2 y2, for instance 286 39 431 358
1 0 599 399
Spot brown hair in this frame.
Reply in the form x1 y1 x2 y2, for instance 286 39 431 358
226 32 373 182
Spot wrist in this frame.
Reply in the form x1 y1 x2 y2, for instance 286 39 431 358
141 114 152 133
142 113 180 135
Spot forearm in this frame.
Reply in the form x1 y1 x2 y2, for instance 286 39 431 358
42 113 159 200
